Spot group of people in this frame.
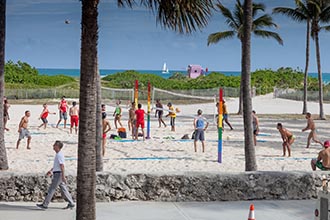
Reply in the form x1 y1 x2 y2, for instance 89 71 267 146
275 112 330 171
5 97 330 210
276 112 324 158
13 96 80 150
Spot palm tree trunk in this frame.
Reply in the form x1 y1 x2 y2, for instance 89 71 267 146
96 69 103 172
315 30 325 119
237 80 243 115
77 0 98 219
302 20 310 115
242 0 257 171
0 0 8 171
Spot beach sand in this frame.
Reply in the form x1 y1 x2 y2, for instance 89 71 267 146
4 94 330 175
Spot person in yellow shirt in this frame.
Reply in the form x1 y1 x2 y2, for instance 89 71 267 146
166 102 176 132
216 101 233 130
222 100 233 130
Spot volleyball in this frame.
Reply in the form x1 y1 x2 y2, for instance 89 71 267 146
175 108 181 113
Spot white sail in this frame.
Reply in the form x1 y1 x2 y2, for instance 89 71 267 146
162 62 169 74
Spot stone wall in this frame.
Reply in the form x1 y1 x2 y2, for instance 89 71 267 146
0 171 324 202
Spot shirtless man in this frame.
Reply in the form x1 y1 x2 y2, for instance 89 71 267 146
311 141 330 170
102 112 111 156
69 101 79 134
128 102 136 137
17 110 31 149
277 123 295 157
302 112 323 148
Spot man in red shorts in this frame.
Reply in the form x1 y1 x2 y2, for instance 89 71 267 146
69 101 79 134
135 103 146 141
102 112 111 156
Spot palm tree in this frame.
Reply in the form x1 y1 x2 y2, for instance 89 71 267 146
273 0 313 115
78 0 214 219
309 0 330 119
95 70 102 172
0 0 8 171
77 1 98 219
207 0 283 115
241 0 256 171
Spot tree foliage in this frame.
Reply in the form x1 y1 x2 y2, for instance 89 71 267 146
4 61 75 87
102 68 319 94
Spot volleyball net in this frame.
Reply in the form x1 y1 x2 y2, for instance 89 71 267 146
152 87 218 123
101 87 134 102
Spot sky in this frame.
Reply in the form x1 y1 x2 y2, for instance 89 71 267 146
6 0 330 72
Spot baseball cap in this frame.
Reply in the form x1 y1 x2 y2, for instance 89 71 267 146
324 140 330 148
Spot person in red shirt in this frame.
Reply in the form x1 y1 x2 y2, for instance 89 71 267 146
56 96 68 128
38 103 56 129
135 103 147 141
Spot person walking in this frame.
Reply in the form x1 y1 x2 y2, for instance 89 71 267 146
37 140 75 210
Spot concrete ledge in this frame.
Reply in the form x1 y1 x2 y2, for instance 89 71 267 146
0 171 324 202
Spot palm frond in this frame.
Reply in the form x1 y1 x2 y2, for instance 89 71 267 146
319 5 330 22
118 0 135 7
233 0 244 28
153 0 214 34
320 24 330 31
273 7 308 22
253 14 278 29
254 30 284 45
207 31 236 46
252 2 265 17
217 2 239 29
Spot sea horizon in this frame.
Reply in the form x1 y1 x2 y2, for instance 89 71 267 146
37 68 330 83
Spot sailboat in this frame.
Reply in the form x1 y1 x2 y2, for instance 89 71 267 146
162 62 169 74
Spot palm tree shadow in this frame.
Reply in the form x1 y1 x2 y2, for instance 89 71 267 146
0 203 38 211
0 203 64 211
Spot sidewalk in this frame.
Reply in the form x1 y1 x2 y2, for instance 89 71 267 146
0 200 315 220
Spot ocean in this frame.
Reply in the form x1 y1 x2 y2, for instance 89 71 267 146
37 68 330 83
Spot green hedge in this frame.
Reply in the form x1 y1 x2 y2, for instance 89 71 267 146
102 68 320 94
5 61 75 88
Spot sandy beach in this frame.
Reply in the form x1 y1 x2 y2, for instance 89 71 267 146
3 94 330 175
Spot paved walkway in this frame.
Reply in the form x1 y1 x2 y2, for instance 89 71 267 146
0 200 315 220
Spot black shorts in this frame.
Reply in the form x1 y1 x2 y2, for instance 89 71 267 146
170 117 175 126
41 118 48 124
157 111 163 118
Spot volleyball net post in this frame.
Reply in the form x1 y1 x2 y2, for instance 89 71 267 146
146 82 151 139
218 88 223 163
134 80 138 108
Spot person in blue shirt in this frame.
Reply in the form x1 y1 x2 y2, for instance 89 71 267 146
193 109 209 153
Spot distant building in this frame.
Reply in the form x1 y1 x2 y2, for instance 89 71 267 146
187 64 204 79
